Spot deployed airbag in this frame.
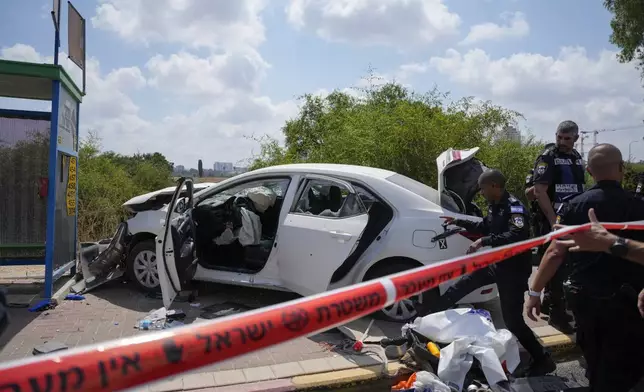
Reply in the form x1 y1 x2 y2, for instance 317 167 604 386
245 186 277 213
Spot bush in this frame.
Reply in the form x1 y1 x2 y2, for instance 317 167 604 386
78 133 173 241
251 81 544 204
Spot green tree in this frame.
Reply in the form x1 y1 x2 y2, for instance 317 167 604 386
604 0 644 80
78 132 174 241
251 80 542 202
198 159 203 177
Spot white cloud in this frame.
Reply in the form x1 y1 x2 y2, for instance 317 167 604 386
92 0 267 50
460 11 529 45
145 50 269 99
0 43 150 139
423 46 644 158
285 0 461 47
0 42 297 166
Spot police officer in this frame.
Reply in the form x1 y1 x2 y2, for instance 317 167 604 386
525 143 555 237
526 144 644 392
529 121 585 333
433 169 556 376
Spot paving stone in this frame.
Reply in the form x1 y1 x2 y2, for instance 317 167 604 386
213 369 246 386
148 376 183 392
326 355 359 370
270 362 306 378
298 358 333 374
181 372 216 389
350 354 382 367
243 365 276 383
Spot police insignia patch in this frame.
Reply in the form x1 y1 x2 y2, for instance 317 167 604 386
511 214 525 228
536 162 547 175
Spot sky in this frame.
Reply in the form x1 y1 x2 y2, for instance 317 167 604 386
1 0 643 169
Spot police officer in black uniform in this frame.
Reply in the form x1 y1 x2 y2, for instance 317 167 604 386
430 169 556 376
525 143 555 237
529 121 585 333
526 144 644 392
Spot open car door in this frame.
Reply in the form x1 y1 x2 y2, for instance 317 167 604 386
436 148 487 217
278 175 369 296
157 178 198 309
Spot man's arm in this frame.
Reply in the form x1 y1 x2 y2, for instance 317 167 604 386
532 155 557 226
453 218 489 235
624 240 644 265
481 211 530 247
530 240 568 292
525 186 536 201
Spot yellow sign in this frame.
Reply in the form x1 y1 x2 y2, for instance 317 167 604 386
66 156 77 216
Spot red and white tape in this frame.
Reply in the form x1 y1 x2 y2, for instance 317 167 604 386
1 221 642 391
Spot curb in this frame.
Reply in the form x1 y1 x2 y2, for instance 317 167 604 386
290 362 408 391
539 333 577 353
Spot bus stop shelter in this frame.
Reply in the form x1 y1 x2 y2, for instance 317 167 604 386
0 59 83 298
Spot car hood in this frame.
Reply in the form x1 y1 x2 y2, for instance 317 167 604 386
122 182 216 213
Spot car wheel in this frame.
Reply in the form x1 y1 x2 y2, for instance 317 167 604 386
364 261 440 323
126 240 160 293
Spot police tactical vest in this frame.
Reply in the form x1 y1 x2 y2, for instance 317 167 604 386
541 146 585 205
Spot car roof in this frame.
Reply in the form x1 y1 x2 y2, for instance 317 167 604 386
248 163 397 180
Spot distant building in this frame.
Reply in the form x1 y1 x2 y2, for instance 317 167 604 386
233 166 249 174
501 126 521 142
213 162 233 172
175 165 185 172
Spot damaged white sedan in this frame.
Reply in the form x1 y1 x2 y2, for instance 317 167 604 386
76 148 498 322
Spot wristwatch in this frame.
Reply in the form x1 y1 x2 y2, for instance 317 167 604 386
528 289 541 297
609 237 629 257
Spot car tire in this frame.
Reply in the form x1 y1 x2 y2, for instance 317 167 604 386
364 260 440 323
126 240 160 293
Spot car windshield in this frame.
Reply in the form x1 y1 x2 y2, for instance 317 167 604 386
386 173 441 205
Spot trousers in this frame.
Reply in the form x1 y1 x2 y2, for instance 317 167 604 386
565 285 644 392
426 265 546 362
537 234 569 317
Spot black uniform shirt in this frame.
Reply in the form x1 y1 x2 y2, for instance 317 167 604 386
556 180 644 295
533 148 585 205
453 191 532 276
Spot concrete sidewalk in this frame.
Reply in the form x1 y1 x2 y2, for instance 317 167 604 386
0 278 576 392
134 323 575 392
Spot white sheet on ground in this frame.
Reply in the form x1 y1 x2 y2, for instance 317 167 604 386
402 308 520 392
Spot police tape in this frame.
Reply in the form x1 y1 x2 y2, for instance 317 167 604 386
1 221 643 391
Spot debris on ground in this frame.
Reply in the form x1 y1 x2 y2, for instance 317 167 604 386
32 341 68 356
199 302 253 319
402 308 520 391
28 299 58 312
166 320 185 328
64 294 85 301
136 307 168 330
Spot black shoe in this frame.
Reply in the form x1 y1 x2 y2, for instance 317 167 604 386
548 315 576 335
527 353 557 377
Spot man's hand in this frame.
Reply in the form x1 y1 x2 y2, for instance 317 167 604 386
525 295 542 322
553 208 617 252
638 289 644 318
466 238 483 254
440 216 455 225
